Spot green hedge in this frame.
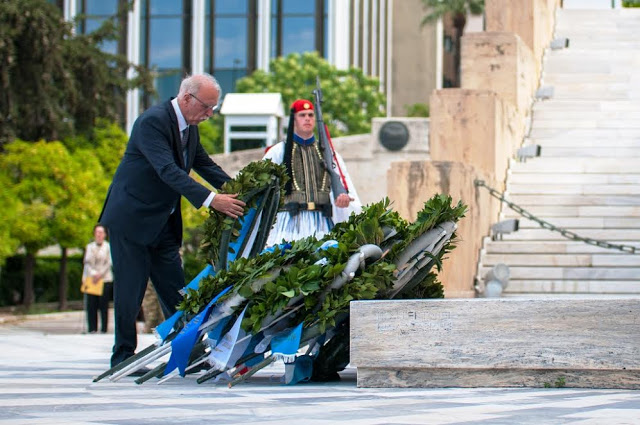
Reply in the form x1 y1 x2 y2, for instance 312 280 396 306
0 255 84 307
623 0 640 7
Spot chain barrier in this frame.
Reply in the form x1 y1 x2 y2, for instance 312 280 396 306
474 179 639 254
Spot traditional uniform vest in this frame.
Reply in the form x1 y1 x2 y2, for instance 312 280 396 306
282 141 332 216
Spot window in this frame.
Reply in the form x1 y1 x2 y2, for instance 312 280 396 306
271 0 327 59
47 0 64 9
205 0 255 96
75 0 124 55
141 0 189 106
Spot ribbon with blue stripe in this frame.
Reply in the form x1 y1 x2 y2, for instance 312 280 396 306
164 285 232 376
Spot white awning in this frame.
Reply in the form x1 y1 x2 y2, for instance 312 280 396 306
220 93 285 117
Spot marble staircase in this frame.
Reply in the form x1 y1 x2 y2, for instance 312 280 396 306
477 7 640 295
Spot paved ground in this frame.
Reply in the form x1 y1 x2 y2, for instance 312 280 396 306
0 311 639 424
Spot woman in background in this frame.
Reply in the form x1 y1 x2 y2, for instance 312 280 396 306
83 224 113 333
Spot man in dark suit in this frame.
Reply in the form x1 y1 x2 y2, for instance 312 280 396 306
100 73 245 368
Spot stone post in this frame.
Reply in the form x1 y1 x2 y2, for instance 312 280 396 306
485 0 558 78
461 32 537 121
388 161 498 297
429 89 518 188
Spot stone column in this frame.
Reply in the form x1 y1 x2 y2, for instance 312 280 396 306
429 89 518 188
388 161 499 298
461 32 537 117
485 0 557 78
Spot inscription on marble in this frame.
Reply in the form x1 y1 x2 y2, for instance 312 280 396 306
376 310 453 333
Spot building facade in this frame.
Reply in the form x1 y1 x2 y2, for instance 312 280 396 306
50 0 447 131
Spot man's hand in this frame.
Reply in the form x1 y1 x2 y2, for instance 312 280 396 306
335 193 354 208
211 193 246 219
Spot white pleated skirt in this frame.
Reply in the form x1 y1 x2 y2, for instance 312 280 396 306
266 211 334 247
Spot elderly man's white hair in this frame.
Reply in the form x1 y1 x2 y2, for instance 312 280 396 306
178 73 222 98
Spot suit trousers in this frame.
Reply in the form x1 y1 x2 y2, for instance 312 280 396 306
109 218 185 368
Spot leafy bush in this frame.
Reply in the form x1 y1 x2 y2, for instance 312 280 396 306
198 115 224 155
0 255 84 307
405 103 430 117
623 0 640 7
236 52 386 137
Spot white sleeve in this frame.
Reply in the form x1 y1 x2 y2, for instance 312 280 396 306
202 192 216 207
263 142 285 164
331 151 362 223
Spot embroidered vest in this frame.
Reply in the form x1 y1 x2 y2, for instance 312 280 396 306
283 142 331 212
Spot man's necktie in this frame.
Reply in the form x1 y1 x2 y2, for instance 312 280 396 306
181 126 189 168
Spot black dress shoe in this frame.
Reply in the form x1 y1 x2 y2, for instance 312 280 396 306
129 367 153 377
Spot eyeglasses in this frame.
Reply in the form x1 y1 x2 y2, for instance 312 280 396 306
189 93 219 112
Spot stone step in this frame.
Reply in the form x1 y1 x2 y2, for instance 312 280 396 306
532 119 640 129
557 8 640 18
557 21 640 26
509 157 640 173
507 173 640 185
555 29 640 35
557 23 640 30
553 32 640 39
543 55 640 66
556 29 640 34
506 184 640 195
536 147 640 157
533 105 634 117
527 138 640 147
543 61 640 76
476 6 640 298
541 77 633 88
481 253 640 267
533 100 640 113
556 15 640 23
478 266 640 280
544 61 640 72
552 42 640 49
482 239 640 254
500 205 640 218
545 36 638 44
530 136 640 145
505 194 640 207
528 128 640 139
497 227 640 240
546 50 640 59
503 280 640 294
513 216 640 229
556 22 640 28
543 89 639 101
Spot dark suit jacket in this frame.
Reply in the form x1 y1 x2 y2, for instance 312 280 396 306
100 100 230 245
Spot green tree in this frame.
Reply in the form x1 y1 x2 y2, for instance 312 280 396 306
236 52 386 136
0 0 71 145
54 120 127 310
198 115 224 155
0 172 20 264
65 120 128 176
0 0 152 147
405 103 430 117
0 0 149 308
1 141 74 309
421 0 484 87
51 149 108 310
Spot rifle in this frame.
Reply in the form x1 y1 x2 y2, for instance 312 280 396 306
312 76 348 197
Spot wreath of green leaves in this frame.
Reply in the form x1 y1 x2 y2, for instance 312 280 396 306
200 159 289 264
179 189 467 335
